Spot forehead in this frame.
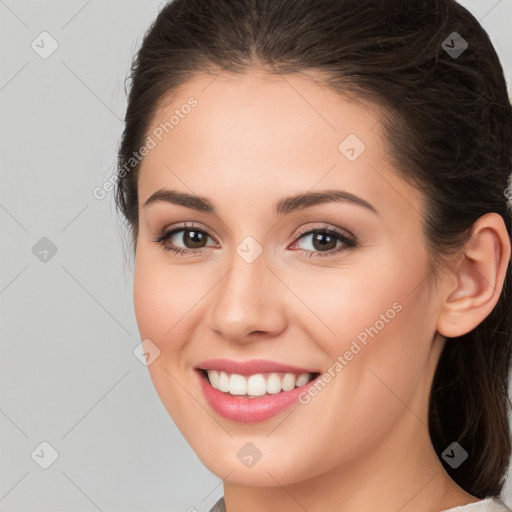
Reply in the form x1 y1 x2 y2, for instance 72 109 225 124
146 70 381 152
137 70 422 222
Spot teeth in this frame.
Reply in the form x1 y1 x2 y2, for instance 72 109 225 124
229 374 247 395
205 370 314 397
267 373 282 394
296 373 310 387
218 371 230 392
282 373 296 391
247 374 267 396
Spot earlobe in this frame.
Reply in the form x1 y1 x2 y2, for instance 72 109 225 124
437 213 511 338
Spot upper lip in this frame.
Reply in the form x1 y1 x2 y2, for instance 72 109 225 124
195 358 318 376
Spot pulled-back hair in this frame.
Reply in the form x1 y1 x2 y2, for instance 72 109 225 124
114 0 512 498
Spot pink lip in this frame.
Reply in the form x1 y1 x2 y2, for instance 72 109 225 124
195 358 317 376
195 365 320 424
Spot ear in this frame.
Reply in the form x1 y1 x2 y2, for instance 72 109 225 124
437 212 511 338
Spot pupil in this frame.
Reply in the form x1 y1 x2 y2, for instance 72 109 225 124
185 230 205 248
313 231 336 251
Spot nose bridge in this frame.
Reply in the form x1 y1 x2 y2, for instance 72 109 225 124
222 231 269 296
207 234 284 340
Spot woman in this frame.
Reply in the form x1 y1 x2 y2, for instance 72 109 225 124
114 0 512 510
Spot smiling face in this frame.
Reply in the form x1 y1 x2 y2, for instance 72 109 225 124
133 70 452 495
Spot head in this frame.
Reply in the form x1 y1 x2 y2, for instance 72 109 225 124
115 0 512 499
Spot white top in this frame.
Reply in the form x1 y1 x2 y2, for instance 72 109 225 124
209 496 512 511
442 498 511 511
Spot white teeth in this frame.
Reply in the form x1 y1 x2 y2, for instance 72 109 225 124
207 369 220 389
282 373 296 391
218 371 230 392
205 370 313 397
229 374 247 395
295 373 310 387
267 373 282 394
247 374 267 396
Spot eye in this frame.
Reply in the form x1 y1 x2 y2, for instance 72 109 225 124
153 223 357 258
153 222 217 256
289 225 357 258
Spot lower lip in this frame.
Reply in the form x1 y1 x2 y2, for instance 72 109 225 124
196 370 318 423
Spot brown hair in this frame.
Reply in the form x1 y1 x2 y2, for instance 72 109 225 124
114 0 512 498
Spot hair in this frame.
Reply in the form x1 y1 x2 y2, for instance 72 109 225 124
114 0 512 499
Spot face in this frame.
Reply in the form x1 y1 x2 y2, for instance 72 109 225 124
133 70 446 487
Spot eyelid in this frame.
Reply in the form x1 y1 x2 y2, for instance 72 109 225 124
163 222 218 242
291 222 356 242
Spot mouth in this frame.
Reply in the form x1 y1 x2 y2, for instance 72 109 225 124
194 361 322 423
194 364 320 424
197 368 320 398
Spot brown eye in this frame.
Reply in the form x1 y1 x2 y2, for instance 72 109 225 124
303 230 339 251
154 223 217 255
175 229 209 249
291 226 357 258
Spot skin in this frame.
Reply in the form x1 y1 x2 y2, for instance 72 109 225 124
132 70 511 512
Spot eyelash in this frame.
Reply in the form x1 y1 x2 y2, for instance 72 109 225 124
153 222 357 259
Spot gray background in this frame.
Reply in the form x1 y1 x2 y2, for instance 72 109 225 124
1 1 511 511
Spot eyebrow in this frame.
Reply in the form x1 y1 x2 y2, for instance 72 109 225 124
142 188 378 216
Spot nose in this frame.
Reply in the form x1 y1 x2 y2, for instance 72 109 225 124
206 246 287 344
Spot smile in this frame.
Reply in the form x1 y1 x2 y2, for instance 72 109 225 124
204 369 315 397
194 359 321 423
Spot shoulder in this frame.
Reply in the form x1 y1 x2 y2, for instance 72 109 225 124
208 496 226 512
442 497 512 512
206 496 511 512
207 497 512 512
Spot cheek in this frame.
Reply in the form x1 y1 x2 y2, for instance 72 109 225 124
284 291 435 476
132 253 201 429
280 253 429 360
293 254 435 423
133 251 197 346
133 259 163 340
